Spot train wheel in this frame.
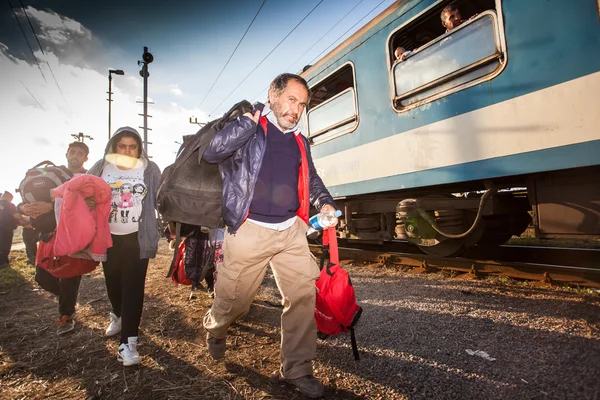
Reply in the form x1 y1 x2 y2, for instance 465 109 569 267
470 211 531 249
412 195 471 257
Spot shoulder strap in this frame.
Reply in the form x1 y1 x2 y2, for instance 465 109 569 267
326 228 339 265
32 160 57 169
350 328 360 360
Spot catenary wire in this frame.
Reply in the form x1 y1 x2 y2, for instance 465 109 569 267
198 0 267 109
20 80 44 110
18 0 72 114
307 0 387 66
7 0 47 83
208 0 325 117
250 0 366 103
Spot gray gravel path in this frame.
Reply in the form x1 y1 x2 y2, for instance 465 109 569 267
258 264 600 399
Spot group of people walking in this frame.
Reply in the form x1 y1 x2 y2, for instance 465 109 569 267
3 73 336 398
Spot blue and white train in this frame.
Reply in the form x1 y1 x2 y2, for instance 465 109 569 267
300 0 600 256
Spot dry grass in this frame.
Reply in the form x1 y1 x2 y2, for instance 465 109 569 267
1 243 599 400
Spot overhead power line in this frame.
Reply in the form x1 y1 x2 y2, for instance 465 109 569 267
209 0 325 117
250 0 366 103
7 0 47 83
20 80 44 110
307 0 388 66
18 0 72 115
199 0 267 109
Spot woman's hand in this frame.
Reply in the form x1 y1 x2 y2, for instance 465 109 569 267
85 197 97 210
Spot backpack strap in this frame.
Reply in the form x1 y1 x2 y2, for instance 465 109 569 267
350 327 360 361
320 227 338 274
327 227 339 266
32 160 57 169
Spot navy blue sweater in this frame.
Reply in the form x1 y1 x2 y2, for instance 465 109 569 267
248 119 300 223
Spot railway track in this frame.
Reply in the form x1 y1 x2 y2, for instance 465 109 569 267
309 241 600 288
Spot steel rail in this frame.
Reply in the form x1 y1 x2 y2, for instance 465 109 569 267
309 244 600 288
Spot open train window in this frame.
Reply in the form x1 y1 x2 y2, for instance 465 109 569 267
388 0 505 112
307 63 358 145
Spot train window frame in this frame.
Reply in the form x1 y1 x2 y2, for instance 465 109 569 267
387 0 507 113
306 62 359 145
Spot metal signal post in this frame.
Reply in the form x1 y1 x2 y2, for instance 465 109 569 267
107 69 125 140
138 46 154 155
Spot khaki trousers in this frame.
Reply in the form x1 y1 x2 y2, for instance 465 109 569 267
203 218 320 379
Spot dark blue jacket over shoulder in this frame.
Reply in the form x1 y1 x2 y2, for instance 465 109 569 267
203 103 335 233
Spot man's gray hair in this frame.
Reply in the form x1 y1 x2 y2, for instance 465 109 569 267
269 73 311 102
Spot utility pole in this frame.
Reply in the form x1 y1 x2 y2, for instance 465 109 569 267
138 46 154 155
108 69 125 140
189 117 206 128
71 132 94 142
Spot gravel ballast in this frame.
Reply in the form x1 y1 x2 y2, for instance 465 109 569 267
1 245 598 399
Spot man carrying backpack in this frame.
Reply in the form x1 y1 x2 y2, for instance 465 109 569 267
202 73 337 399
18 141 91 335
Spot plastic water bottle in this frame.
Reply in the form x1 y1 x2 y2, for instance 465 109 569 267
306 209 342 236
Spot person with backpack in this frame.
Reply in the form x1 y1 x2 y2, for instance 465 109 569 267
87 127 161 367
17 141 90 335
202 73 337 399
0 191 21 267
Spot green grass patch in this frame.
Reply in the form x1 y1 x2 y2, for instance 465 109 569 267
12 226 23 245
487 274 512 285
0 251 35 290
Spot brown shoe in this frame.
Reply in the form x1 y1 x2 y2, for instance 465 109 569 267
206 332 226 360
285 375 324 398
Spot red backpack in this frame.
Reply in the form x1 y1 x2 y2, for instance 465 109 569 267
171 239 192 285
315 227 362 360
36 232 98 278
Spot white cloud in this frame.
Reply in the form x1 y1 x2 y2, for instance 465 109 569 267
24 7 92 43
0 7 209 202
169 84 183 96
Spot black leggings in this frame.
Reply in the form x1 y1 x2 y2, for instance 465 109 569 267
102 232 149 344
35 267 81 316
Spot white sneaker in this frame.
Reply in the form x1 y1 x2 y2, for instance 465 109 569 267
105 312 121 337
117 336 141 366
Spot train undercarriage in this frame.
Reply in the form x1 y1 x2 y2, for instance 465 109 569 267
332 166 600 257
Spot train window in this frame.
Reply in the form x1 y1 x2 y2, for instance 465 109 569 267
307 63 358 144
389 0 505 111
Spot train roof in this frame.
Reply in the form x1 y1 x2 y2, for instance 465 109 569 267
301 0 404 79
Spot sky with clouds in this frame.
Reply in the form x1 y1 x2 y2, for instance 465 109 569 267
0 0 395 201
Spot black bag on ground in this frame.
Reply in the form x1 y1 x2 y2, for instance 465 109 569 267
156 100 254 229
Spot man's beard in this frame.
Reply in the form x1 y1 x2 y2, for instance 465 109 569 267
272 102 298 130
